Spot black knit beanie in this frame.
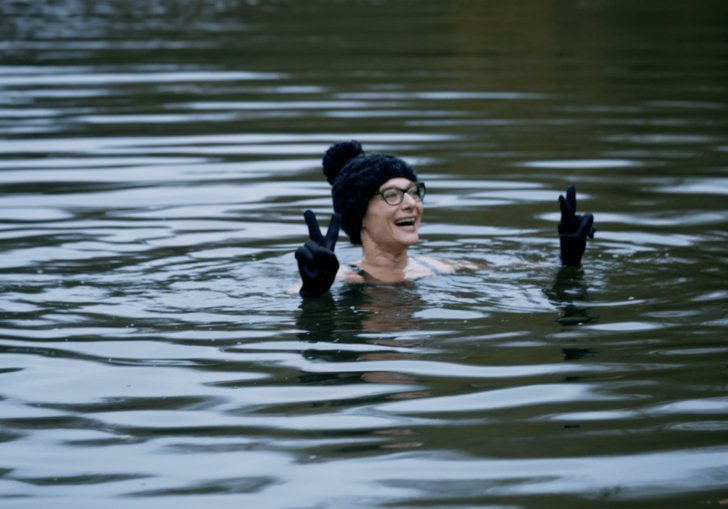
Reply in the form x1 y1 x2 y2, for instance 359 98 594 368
322 140 418 245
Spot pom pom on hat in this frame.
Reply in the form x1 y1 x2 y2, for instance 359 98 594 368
322 140 418 245
322 140 364 185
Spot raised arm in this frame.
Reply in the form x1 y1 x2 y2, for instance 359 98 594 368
558 185 595 266
295 210 342 298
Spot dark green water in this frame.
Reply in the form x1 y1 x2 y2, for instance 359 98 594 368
1 1 728 507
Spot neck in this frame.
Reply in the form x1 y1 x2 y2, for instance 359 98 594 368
358 238 410 282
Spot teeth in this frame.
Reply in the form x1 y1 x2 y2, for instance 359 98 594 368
395 219 415 226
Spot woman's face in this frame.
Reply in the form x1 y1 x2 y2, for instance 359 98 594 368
360 178 424 250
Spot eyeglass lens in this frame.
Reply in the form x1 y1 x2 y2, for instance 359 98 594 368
382 183 425 205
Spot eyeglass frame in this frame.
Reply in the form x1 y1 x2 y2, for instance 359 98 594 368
374 182 426 206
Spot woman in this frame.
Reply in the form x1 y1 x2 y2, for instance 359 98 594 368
295 141 595 298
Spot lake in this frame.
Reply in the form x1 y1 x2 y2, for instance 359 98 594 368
1 0 728 507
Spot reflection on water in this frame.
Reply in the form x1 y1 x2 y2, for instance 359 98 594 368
2 0 728 507
546 267 596 327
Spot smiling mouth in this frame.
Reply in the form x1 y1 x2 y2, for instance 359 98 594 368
394 218 416 228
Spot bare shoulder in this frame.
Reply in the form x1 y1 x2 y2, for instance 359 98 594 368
417 256 489 272
336 264 365 283
284 265 362 296
417 256 548 272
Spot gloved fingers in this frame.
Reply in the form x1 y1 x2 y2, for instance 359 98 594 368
323 212 342 251
315 245 339 264
303 239 322 255
295 244 315 263
566 185 576 215
574 213 594 238
303 210 324 244
558 195 577 233
559 194 572 219
588 225 596 238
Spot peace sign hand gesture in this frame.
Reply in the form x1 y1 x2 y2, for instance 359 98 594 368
558 186 596 266
295 210 342 298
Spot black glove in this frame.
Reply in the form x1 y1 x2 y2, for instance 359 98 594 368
558 186 595 266
295 210 342 298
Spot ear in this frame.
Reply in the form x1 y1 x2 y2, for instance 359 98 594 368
360 207 370 231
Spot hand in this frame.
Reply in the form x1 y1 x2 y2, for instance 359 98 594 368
558 186 595 266
295 210 342 298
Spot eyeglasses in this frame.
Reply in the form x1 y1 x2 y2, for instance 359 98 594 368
374 182 426 205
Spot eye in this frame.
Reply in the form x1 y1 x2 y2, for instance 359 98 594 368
382 189 400 202
407 185 423 200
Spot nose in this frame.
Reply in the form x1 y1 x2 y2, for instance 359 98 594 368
400 191 417 208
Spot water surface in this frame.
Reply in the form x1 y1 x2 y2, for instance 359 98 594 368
2 1 728 507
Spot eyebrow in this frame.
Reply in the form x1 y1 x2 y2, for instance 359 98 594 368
380 183 416 191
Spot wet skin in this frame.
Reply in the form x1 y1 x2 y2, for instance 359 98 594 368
357 178 424 281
